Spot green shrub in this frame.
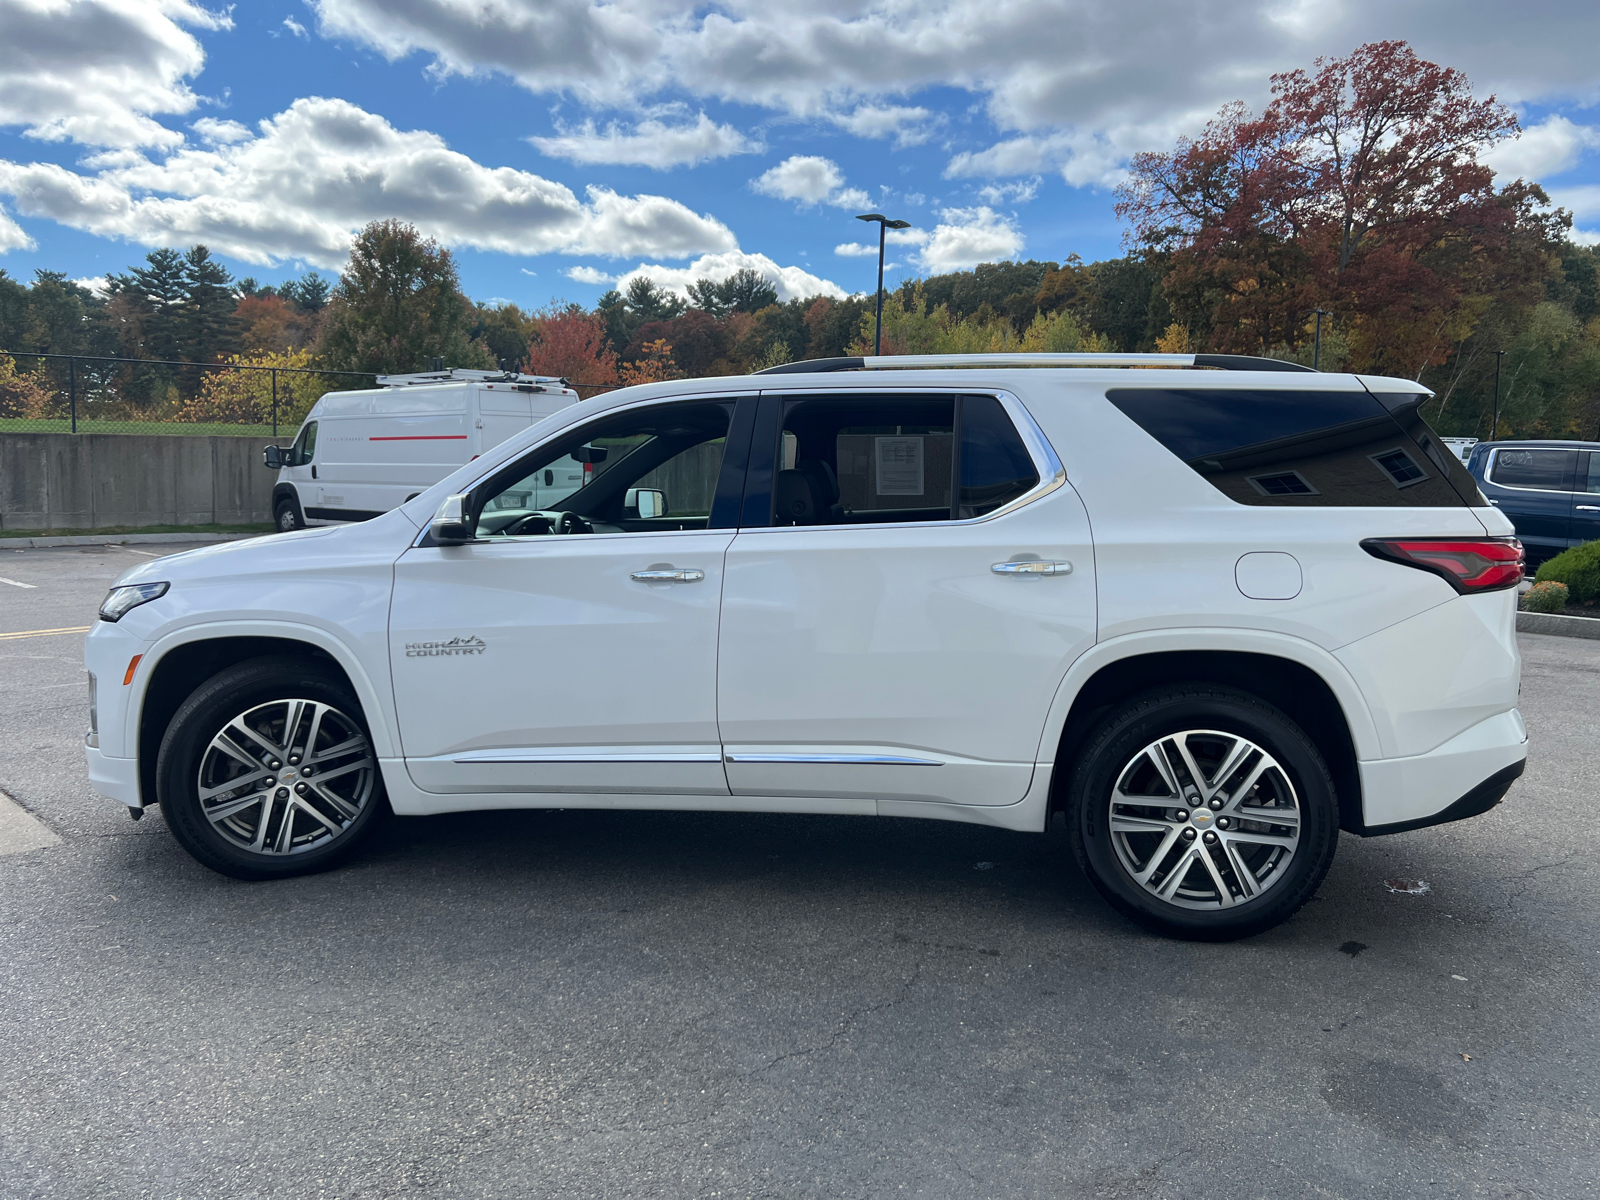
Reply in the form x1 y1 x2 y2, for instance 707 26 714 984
1534 540 1600 604
1521 580 1569 613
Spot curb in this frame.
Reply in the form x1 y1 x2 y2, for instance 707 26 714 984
1517 610 1600 640
2 532 265 549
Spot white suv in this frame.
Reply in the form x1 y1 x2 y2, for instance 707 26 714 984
85 354 1527 940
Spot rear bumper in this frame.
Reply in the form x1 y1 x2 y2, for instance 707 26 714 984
87 748 141 809
1354 708 1527 835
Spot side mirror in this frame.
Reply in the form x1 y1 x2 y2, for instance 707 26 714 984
572 444 608 464
263 446 286 469
625 488 667 519
430 494 477 544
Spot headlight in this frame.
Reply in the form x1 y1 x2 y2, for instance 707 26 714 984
98 582 169 622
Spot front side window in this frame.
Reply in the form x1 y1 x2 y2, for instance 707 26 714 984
1490 448 1577 491
770 393 1040 526
1584 452 1600 494
292 421 317 466
474 401 733 538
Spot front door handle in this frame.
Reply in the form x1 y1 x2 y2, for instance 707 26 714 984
631 568 705 583
991 560 1072 577
1577 505 1600 512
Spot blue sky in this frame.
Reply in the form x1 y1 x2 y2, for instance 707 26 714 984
1 1 1598 312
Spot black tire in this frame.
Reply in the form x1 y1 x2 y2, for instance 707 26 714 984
157 657 388 880
1065 685 1338 941
274 497 304 532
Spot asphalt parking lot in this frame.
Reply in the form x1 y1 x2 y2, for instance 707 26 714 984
1 541 1596 1199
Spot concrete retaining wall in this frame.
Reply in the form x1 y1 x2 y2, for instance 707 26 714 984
0 432 276 531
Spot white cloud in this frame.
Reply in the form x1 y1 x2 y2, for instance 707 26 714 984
947 132 1128 189
310 1 1600 191
72 274 108 296
0 205 34 252
615 250 845 302
977 177 1041 205
0 97 739 267
1483 116 1600 181
1571 228 1600 247
282 15 309 39
912 207 1023 274
530 113 760 169
191 117 252 144
0 0 231 149
830 104 934 147
565 265 616 284
752 155 870 210
834 242 878 257
1550 185 1600 221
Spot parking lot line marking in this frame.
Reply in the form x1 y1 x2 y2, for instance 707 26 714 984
0 625 92 641
0 577 36 588
118 548 162 558
0 789 61 856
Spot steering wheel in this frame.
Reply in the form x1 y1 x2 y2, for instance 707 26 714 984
504 510 589 537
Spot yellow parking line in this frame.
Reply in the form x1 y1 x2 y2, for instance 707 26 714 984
0 625 93 641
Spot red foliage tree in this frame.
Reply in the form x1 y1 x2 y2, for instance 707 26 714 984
524 304 618 390
1116 41 1550 373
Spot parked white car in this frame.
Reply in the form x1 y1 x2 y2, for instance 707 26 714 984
265 368 581 531
87 353 1527 939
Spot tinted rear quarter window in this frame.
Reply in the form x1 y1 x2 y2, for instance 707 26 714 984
1105 388 1479 507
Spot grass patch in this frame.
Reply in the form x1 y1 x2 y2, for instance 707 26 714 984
0 522 274 539
0 418 277 437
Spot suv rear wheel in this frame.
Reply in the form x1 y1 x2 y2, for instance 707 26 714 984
1066 686 1338 941
156 658 387 880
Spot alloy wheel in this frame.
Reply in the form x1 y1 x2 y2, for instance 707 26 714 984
1106 729 1300 909
195 699 375 855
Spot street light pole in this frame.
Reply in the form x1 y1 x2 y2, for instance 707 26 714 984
1490 349 1507 440
856 213 911 356
1311 308 1330 371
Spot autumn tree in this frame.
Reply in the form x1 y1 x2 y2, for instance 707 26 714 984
1116 40 1554 374
524 304 618 389
317 220 492 375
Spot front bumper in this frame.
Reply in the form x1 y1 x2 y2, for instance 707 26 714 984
1355 708 1527 835
87 747 141 809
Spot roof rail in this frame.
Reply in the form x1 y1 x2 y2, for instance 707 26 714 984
755 352 1316 375
374 367 570 387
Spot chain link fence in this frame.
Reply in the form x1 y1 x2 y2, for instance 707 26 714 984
0 351 379 438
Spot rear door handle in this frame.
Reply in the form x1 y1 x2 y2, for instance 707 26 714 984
631 568 705 583
992 560 1072 577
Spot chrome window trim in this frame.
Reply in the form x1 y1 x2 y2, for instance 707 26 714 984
748 384 1067 531
1485 446 1580 496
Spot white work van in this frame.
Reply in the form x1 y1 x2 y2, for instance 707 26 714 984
263 369 582 530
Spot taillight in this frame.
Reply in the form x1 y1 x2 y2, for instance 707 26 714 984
1361 537 1524 594
582 462 594 487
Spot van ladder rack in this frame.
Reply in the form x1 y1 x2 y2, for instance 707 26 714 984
755 353 1316 375
375 368 569 387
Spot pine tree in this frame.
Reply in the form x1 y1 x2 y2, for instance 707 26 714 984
107 248 187 361
182 245 239 364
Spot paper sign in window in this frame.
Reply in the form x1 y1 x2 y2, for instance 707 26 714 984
876 436 924 495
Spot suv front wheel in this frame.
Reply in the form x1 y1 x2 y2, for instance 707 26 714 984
1066 686 1338 941
156 658 387 880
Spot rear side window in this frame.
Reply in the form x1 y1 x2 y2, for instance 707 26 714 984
1489 448 1577 491
1585 453 1600 494
1105 388 1476 507
960 395 1041 517
767 393 1042 526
